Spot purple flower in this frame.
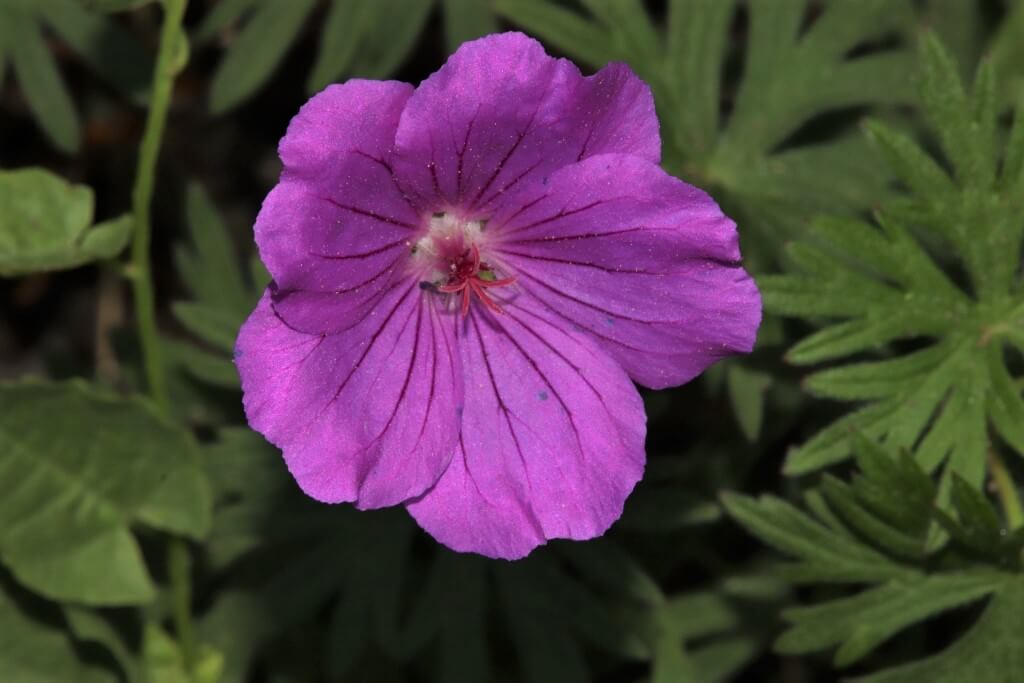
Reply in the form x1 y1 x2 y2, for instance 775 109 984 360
235 32 761 560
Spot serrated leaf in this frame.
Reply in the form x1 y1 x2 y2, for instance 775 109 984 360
770 40 1024 479
0 381 210 605
849 577 1024 683
0 168 132 276
496 0 916 266
777 572 1005 667
721 492 912 583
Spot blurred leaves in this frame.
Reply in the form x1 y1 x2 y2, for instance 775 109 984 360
0 585 116 683
0 380 211 605
169 183 264 391
496 0 917 270
197 0 495 114
725 436 1024 679
199 429 774 683
760 35 1024 484
0 167 131 277
0 0 153 152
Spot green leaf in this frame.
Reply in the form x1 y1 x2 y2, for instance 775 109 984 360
767 36 1024 480
777 572 1005 666
305 0 369 94
0 380 211 605
0 168 132 276
726 364 771 441
203 0 467 110
201 429 725 683
0 3 79 152
39 0 153 103
850 577 1024 683
64 606 140 683
496 0 916 266
729 436 1024 680
207 0 317 114
345 0 433 80
0 0 155 150
442 0 498 52
78 0 154 11
0 585 116 683
171 183 261 388
721 492 913 584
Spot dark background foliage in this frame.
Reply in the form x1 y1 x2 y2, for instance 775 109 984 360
1 1 1023 682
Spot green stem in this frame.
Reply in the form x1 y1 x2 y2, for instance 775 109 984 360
130 0 187 415
129 0 195 674
988 449 1024 531
168 538 197 672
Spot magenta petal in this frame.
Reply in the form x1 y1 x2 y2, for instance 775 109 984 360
391 32 659 216
490 153 762 389
236 287 462 508
256 81 419 332
406 296 646 560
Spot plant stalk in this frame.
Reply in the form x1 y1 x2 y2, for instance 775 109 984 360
130 0 187 415
988 449 1023 531
129 0 196 674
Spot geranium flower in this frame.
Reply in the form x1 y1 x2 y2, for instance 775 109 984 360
235 32 761 559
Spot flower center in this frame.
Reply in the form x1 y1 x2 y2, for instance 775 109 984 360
412 213 515 316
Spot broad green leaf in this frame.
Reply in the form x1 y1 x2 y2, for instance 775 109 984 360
64 606 140 683
0 586 115 683
0 168 132 276
0 380 211 605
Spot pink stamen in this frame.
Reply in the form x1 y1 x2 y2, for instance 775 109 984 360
436 244 516 316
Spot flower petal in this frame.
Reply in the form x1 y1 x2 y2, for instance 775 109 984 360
392 32 659 216
257 80 420 333
406 296 646 560
236 287 462 509
489 153 761 389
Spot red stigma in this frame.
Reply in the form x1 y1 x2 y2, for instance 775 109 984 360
436 244 515 316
